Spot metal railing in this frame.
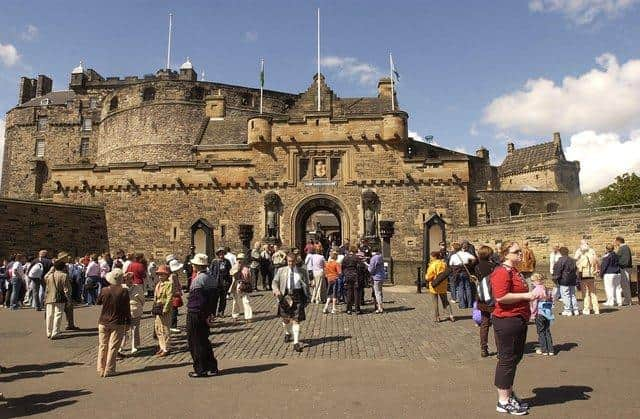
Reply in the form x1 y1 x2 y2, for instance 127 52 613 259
480 202 640 225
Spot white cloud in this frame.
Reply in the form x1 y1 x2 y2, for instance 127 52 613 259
0 43 21 67
469 123 479 136
243 31 258 42
21 24 39 41
565 129 640 192
529 0 640 24
483 54 640 136
320 55 383 85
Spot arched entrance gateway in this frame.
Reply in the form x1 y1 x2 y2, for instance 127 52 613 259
292 194 349 253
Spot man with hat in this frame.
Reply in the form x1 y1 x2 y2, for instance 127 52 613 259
44 251 72 339
96 268 131 377
210 247 232 317
186 253 220 377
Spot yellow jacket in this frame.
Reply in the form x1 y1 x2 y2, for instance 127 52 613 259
425 258 448 294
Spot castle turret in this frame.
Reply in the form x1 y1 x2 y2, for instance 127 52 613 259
247 115 272 145
377 77 393 99
179 58 197 81
35 74 52 97
475 146 489 161
205 91 225 118
70 61 87 89
507 142 515 153
382 111 408 140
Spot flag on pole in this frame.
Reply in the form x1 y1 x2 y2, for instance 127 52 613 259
260 59 265 88
391 54 400 82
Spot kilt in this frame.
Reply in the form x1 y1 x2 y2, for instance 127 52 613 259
277 288 307 322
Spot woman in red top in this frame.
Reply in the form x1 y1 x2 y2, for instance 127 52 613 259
491 241 538 416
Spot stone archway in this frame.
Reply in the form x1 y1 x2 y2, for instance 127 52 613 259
291 194 350 252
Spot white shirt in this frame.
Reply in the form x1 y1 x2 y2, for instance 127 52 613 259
285 267 303 291
449 251 475 266
225 252 237 267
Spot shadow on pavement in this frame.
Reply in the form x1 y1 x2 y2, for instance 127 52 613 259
555 342 578 352
381 306 415 313
0 370 63 383
304 335 352 348
54 331 99 339
3 361 83 373
524 385 593 406
3 389 92 417
220 362 287 375
115 362 192 377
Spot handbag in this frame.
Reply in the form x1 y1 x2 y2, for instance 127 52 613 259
431 266 450 288
171 295 183 308
152 302 164 315
239 280 253 294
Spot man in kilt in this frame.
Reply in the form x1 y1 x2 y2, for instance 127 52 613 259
272 253 310 353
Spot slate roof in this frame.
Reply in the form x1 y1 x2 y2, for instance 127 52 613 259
498 141 563 175
19 91 76 107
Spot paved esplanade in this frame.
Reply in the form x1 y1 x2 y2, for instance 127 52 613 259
1 289 639 418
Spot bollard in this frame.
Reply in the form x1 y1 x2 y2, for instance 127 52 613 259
416 266 422 294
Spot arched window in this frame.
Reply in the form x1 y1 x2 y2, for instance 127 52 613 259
109 96 118 111
142 87 156 102
546 202 559 213
509 202 522 217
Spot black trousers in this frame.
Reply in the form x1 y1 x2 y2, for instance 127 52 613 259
261 268 273 290
214 286 227 315
345 285 361 312
186 312 218 374
493 316 527 389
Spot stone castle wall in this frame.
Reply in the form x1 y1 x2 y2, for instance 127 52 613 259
0 198 108 260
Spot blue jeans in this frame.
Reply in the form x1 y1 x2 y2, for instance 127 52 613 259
449 272 458 300
30 278 43 310
10 277 22 309
455 273 474 309
560 285 578 312
85 276 100 305
336 275 345 301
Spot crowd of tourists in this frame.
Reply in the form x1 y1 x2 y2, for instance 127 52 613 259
423 235 635 415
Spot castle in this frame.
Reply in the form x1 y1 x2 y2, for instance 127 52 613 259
1 60 580 279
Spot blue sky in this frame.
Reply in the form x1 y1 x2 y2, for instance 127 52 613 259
2 0 640 192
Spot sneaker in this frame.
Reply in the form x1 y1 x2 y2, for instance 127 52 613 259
560 311 572 316
573 310 580 316
130 348 138 355
496 399 528 415
535 348 543 354
330 309 336 314
510 393 530 410
322 308 329 314
170 328 180 333
481 349 489 358
545 352 555 356
582 310 590 315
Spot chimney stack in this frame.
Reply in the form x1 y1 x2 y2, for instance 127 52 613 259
553 132 561 145
507 142 515 153
475 146 489 161
18 76 37 104
35 75 52 97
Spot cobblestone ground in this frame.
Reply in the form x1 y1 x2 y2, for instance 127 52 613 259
71 290 479 366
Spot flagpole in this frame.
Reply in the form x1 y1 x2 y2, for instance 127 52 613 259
317 8 321 112
260 58 264 115
166 13 173 70
389 52 395 111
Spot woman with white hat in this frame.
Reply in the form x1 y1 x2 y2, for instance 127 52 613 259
169 258 184 332
186 253 220 378
96 268 131 377
153 265 173 356
229 253 253 322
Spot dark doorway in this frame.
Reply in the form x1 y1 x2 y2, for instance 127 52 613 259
293 195 345 255
422 214 446 269
191 218 214 259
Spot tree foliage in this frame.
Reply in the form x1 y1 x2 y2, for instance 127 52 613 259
584 172 640 207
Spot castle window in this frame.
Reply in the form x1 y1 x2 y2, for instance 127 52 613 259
240 93 252 106
35 139 45 157
109 97 118 111
37 117 48 131
142 87 156 102
82 118 92 131
188 86 205 101
509 202 522 217
80 138 90 157
546 202 559 213
89 97 98 110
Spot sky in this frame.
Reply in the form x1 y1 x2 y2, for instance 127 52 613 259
1 0 640 192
